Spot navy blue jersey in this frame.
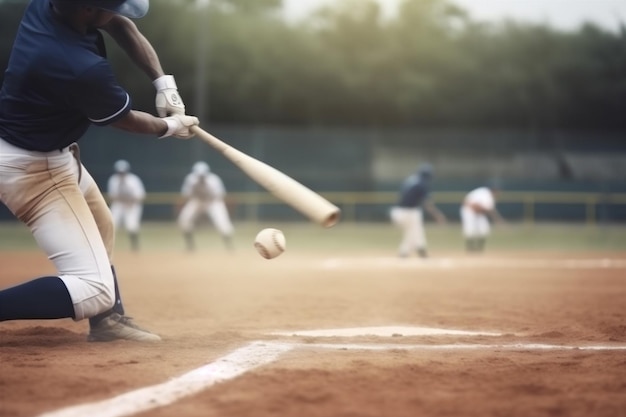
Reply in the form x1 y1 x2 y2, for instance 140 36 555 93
396 174 430 208
0 0 131 151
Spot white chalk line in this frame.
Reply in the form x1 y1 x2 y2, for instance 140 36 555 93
271 325 502 337
36 326 626 417
320 257 626 270
293 343 626 351
36 342 292 417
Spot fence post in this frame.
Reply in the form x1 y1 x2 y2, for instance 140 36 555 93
586 197 597 227
524 195 535 225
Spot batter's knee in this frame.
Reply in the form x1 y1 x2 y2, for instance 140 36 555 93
58 272 116 321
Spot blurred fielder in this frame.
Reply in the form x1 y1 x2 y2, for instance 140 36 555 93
107 160 145 251
0 0 199 342
460 182 504 253
178 161 234 252
390 163 446 258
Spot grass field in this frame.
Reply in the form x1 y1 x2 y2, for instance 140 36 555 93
2 220 625 253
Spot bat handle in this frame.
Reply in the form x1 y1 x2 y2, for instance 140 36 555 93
191 126 230 153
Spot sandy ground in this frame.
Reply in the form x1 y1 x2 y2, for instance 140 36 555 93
1 247 625 417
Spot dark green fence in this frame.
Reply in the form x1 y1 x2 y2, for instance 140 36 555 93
1 126 625 222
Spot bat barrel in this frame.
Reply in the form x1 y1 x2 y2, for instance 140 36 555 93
192 125 341 227
322 208 341 228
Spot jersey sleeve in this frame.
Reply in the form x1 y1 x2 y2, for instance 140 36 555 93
68 61 132 126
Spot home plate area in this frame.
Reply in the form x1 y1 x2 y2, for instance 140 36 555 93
39 326 626 417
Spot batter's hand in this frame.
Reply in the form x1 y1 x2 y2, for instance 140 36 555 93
153 75 185 117
160 114 200 139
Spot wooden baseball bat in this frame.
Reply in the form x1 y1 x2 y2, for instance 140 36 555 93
190 125 340 228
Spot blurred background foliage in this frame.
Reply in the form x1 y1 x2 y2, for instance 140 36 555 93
1 0 625 130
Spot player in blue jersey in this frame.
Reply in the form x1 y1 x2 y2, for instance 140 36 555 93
390 163 447 258
0 0 199 342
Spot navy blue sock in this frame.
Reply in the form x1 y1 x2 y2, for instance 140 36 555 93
0 276 75 321
89 265 125 326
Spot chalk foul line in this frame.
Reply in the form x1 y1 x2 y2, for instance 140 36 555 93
36 327 626 417
271 325 502 337
292 342 626 351
37 342 292 417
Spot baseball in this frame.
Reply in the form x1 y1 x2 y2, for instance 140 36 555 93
254 228 286 259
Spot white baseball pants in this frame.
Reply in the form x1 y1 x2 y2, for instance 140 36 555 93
0 137 115 320
110 202 143 233
460 205 491 238
390 206 426 255
178 198 233 236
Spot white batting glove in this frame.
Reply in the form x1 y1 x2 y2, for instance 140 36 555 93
153 75 185 117
160 114 200 139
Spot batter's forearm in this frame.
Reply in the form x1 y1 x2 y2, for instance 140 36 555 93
111 110 168 136
102 16 164 81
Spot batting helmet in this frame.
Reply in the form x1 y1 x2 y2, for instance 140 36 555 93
50 0 149 19
192 161 210 175
114 159 131 173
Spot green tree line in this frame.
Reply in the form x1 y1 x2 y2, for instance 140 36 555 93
1 0 625 129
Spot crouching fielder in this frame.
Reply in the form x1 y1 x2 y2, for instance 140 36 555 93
178 162 234 251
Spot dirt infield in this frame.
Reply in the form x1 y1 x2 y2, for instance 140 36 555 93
1 247 625 417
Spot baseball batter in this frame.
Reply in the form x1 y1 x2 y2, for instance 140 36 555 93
178 161 234 252
460 183 504 253
0 0 199 342
390 164 446 258
107 160 145 251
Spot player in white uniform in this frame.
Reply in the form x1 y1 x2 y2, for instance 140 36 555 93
107 160 145 251
460 183 504 253
178 162 234 251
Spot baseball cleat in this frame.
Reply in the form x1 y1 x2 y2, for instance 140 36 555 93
88 313 161 342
